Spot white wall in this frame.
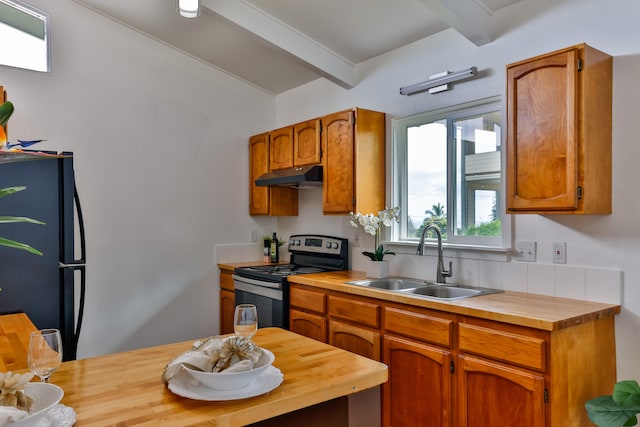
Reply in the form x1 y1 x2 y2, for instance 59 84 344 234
275 0 640 380
1 0 277 357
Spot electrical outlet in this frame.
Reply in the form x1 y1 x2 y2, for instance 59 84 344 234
352 230 360 247
515 241 536 262
250 230 258 243
553 242 567 264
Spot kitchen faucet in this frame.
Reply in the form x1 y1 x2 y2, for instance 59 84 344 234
416 224 452 284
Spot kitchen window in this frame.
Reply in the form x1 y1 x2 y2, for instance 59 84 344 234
392 96 506 249
0 0 50 72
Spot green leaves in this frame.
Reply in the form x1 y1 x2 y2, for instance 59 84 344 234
0 186 45 255
0 236 43 255
586 381 640 427
362 245 396 262
0 186 25 198
0 101 14 126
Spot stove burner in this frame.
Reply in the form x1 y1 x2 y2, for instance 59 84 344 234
240 264 325 277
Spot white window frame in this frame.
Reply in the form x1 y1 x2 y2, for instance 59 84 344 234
390 96 510 252
0 0 50 72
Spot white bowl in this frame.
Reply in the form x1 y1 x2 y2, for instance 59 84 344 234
11 383 64 427
183 349 275 390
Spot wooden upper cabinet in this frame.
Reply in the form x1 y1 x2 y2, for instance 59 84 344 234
249 132 298 216
322 108 385 215
293 118 322 167
506 44 612 214
249 132 270 215
269 126 294 171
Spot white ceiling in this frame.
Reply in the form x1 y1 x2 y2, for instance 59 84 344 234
73 0 525 95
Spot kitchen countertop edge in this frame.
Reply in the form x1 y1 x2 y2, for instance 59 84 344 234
285 271 621 331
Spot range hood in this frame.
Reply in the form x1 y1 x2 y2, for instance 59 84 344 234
255 165 323 187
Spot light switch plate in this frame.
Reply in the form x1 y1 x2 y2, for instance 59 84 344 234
515 241 536 262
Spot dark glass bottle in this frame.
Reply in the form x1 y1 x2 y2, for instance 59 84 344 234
270 232 279 263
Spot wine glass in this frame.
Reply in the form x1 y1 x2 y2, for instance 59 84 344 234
28 329 63 383
234 304 258 339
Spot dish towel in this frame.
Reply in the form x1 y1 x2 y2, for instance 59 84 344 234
0 406 28 426
162 336 263 385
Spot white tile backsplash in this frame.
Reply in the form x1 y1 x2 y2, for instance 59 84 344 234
586 268 623 305
502 262 527 292
496 261 623 305
554 266 586 300
526 264 556 296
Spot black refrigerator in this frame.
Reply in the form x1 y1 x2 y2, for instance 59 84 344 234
0 151 86 361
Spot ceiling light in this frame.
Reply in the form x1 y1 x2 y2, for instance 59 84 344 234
399 67 478 96
177 0 200 18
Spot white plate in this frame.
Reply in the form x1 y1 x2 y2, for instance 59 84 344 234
35 404 76 427
168 366 283 401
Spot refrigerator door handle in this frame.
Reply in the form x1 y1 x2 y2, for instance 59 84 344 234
60 261 86 269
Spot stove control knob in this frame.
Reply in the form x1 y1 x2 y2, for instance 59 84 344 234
325 242 332 248
294 240 301 246
331 242 339 249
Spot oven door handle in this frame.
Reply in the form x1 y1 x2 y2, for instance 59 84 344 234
233 277 284 301
231 274 282 289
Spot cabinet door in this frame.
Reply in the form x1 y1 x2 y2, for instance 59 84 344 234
458 354 545 427
506 48 579 211
322 110 354 214
270 126 294 171
382 335 452 427
294 118 321 167
329 320 380 360
220 289 235 335
290 309 327 343
249 132 298 216
249 133 270 215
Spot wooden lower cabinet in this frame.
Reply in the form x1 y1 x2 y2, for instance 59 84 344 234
458 355 545 427
382 335 452 427
288 283 616 427
219 268 235 335
220 289 235 335
290 308 326 342
329 320 380 360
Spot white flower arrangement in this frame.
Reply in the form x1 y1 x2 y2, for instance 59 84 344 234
350 207 400 261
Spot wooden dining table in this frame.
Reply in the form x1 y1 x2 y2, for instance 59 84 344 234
46 327 388 426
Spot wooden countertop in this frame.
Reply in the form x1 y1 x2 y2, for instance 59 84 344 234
50 327 387 426
287 271 620 331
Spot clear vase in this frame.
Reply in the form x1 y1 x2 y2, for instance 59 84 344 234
366 260 389 279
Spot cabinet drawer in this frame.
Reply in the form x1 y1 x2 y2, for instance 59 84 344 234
290 286 326 314
328 295 379 328
458 323 546 371
384 307 452 348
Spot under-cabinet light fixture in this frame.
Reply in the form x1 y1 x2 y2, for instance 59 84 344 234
177 0 200 18
399 66 478 96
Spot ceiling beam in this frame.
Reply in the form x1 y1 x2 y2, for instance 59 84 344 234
202 0 356 89
416 0 493 46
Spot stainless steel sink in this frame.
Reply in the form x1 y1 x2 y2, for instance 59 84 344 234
346 278 429 290
345 277 502 300
405 285 481 299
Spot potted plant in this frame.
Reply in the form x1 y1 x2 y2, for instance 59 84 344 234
585 380 640 427
350 207 400 278
0 100 45 255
